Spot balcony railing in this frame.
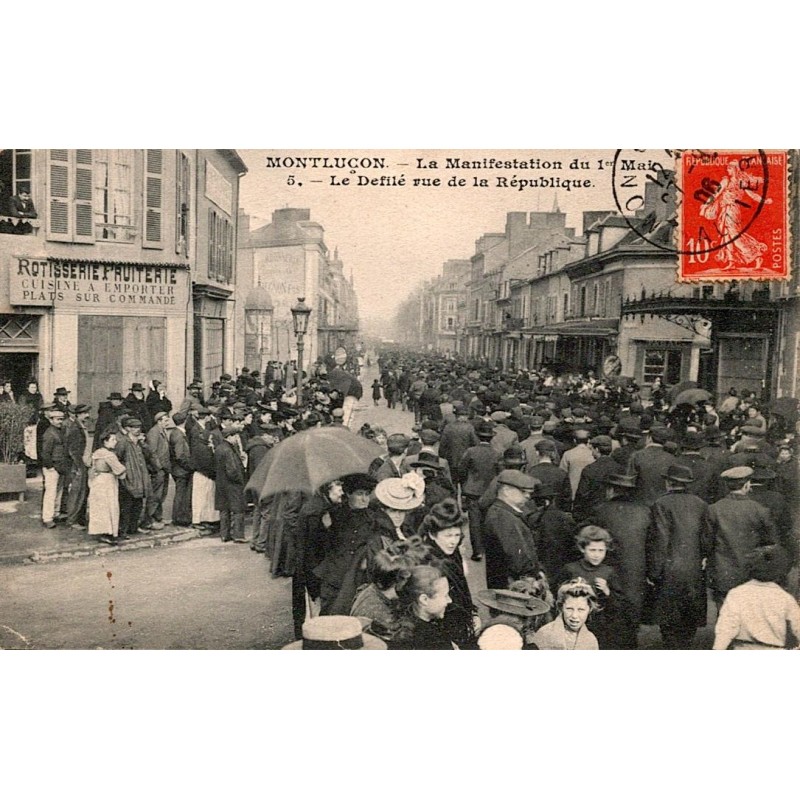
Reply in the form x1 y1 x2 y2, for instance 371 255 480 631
0 215 40 235
502 316 525 331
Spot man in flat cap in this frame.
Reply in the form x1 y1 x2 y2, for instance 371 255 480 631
115 416 151 538
65 403 91 529
707 466 778 607
483 470 544 590
144 411 172 530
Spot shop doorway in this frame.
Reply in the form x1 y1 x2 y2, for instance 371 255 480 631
0 353 38 395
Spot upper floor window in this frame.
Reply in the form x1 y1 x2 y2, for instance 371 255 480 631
94 150 134 241
0 149 38 235
176 151 191 257
208 209 233 283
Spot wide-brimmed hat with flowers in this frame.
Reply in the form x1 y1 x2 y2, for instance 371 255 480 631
374 472 425 511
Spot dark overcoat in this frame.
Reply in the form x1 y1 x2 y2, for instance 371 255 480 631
483 499 540 590
629 445 676 507
648 489 711 628
439 420 479 476
707 493 778 597
590 498 651 624
214 440 247 512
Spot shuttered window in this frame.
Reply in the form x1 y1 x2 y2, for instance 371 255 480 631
47 150 70 240
144 149 163 248
208 208 234 283
46 149 95 243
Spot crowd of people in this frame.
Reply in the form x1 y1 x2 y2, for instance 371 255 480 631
10 358 364 546
7 345 800 650
285 349 799 650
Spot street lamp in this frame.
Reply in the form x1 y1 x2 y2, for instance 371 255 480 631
291 296 312 407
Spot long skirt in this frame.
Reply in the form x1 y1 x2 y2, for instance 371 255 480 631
88 473 120 537
192 473 220 524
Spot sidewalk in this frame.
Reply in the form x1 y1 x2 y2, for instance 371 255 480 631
0 476 206 566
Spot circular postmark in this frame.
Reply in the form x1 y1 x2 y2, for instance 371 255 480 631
611 149 770 257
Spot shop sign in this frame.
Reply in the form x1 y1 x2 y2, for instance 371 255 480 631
9 257 189 314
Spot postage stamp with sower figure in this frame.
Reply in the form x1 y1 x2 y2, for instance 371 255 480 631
677 150 790 282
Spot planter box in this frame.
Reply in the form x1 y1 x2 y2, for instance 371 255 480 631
0 463 27 500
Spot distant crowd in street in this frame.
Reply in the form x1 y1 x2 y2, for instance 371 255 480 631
287 348 799 650
4 344 799 650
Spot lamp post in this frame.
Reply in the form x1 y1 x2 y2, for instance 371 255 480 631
290 297 312 408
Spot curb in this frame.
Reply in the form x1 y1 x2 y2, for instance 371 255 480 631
0 525 213 567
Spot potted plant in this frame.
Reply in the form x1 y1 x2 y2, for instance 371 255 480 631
0 403 30 499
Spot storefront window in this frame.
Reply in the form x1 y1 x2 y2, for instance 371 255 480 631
644 348 682 385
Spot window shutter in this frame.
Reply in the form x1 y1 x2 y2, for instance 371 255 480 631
47 149 71 241
74 149 94 242
144 149 163 247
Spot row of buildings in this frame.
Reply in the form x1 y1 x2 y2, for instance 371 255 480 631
0 149 359 411
408 161 799 403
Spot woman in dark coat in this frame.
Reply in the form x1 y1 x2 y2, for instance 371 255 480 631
419 499 479 649
292 480 344 638
213 423 248 542
146 380 173 420
314 473 381 614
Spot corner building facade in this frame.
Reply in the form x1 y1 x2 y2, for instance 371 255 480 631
0 149 246 411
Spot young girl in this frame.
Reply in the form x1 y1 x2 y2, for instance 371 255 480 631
562 525 631 649
532 578 599 650
389 564 455 650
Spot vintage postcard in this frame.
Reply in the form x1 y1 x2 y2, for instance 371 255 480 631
0 148 797 652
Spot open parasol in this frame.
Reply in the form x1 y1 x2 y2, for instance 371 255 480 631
245 426 383 501
673 387 712 407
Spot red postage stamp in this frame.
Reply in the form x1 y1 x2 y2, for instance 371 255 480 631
677 150 790 281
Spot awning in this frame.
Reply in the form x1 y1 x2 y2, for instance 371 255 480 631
529 318 619 338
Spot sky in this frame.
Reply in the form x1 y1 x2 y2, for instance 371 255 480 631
237 149 621 324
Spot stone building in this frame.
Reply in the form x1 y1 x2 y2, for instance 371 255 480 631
235 208 359 373
0 148 246 410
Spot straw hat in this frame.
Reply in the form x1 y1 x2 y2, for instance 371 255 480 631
477 589 550 618
282 616 387 650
